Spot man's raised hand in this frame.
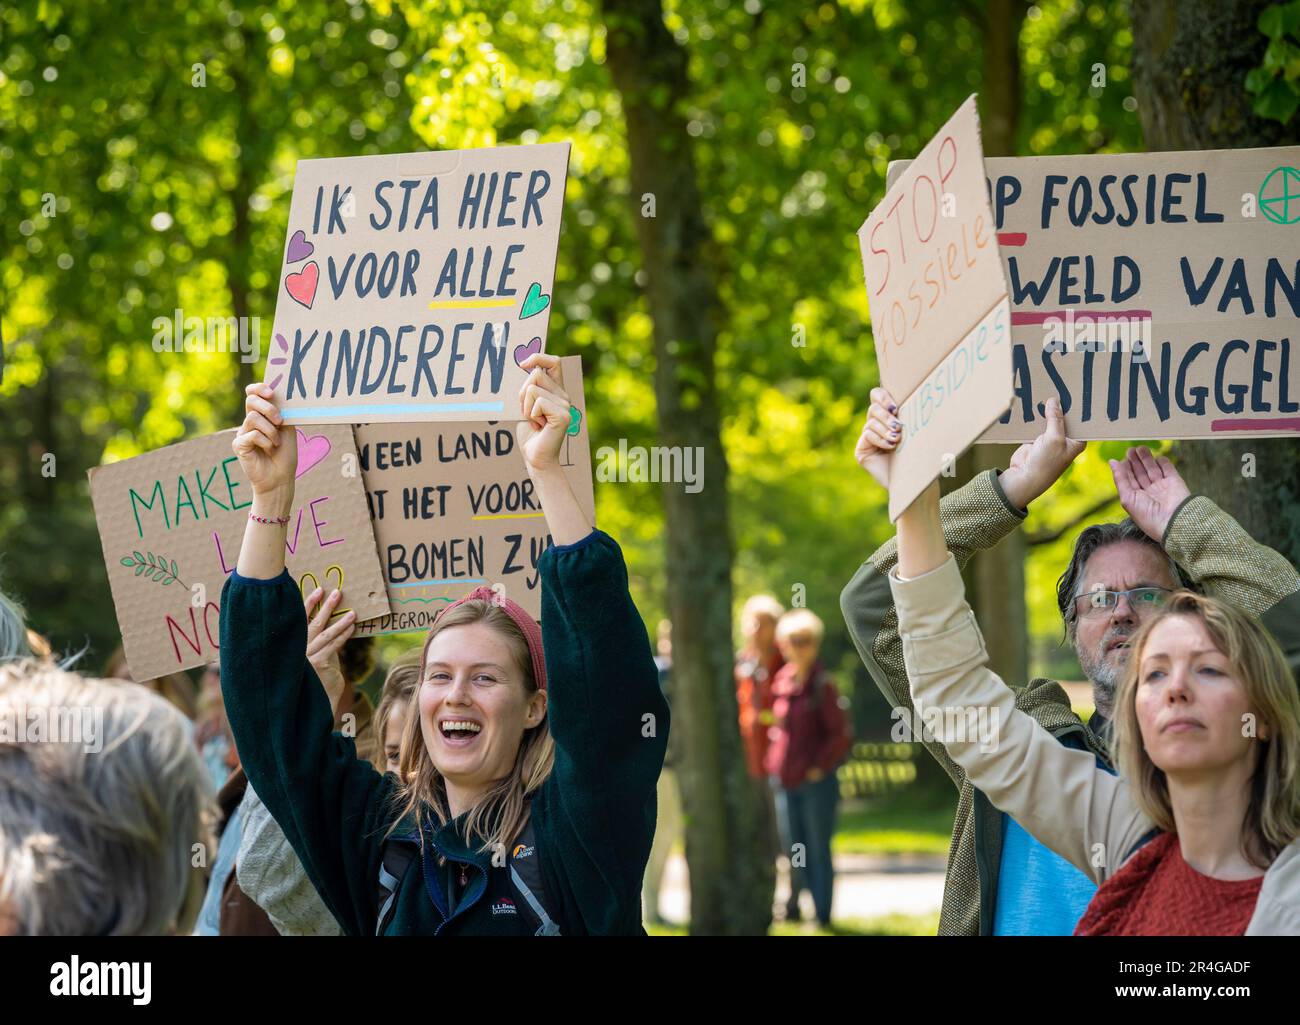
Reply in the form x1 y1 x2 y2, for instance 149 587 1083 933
998 396 1086 511
1110 446 1190 542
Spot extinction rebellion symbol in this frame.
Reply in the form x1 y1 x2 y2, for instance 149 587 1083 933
1259 166 1300 224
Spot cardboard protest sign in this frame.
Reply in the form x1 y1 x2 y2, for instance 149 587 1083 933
858 95 1013 520
89 427 389 680
353 355 595 633
266 142 571 425
889 145 1300 441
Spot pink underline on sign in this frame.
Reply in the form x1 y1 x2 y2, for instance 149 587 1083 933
1211 417 1300 433
997 232 1027 246
1011 309 1153 326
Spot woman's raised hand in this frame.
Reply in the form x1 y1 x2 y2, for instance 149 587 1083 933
516 352 573 474
854 384 945 578
512 351 591 546
232 383 298 579
854 386 902 490
233 382 297 500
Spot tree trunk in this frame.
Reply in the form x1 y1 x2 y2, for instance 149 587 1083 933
229 27 257 419
1132 0 1300 563
959 0 1030 686
602 0 772 933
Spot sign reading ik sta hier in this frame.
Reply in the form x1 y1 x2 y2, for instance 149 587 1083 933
266 143 571 426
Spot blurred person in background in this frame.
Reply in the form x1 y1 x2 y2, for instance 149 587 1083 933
766 608 853 928
644 619 682 927
375 652 423 776
192 659 235 789
734 594 785 883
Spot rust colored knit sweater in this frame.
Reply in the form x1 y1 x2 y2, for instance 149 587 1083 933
1075 832 1263 936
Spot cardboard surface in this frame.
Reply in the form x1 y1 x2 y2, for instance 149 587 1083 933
353 355 594 633
888 296 1014 517
859 96 1012 519
889 145 1300 440
266 142 571 425
89 427 389 680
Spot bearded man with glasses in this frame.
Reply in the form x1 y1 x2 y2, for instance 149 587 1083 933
841 396 1300 935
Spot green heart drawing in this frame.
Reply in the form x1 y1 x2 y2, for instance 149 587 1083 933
520 282 550 319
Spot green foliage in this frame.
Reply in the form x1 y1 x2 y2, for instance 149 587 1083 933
1247 1 1300 124
1 0 416 661
2 0 1144 689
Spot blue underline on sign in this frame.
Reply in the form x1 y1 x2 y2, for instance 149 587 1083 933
281 402 505 418
393 578 487 587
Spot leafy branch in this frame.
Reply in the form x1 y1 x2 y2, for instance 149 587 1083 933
120 551 187 588
1025 493 1122 547
1247 1 1300 123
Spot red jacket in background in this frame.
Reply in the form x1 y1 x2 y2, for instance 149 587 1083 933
734 647 784 779
764 660 853 790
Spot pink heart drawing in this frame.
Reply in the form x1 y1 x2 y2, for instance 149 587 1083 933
285 261 319 309
295 429 332 479
285 229 314 264
513 336 543 368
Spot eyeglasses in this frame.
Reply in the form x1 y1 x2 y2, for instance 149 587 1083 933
785 635 816 648
1073 586 1172 619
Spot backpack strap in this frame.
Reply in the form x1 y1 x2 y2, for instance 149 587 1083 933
509 818 561 936
375 837 419 936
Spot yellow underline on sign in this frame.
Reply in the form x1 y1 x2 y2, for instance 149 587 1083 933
427 298 516 310
471 512 546 520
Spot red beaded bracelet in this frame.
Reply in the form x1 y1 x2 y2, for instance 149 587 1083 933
249 512 290 526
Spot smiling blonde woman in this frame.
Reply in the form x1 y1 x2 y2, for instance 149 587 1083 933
219 352 668 936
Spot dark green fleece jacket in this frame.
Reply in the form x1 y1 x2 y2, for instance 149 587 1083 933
219 529 668 936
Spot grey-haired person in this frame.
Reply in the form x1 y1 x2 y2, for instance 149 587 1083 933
0 660 212 934
0 588 33 663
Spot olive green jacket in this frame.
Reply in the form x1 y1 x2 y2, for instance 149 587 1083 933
840 469 1300 935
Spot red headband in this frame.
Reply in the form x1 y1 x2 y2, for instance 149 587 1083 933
421 586 547 692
